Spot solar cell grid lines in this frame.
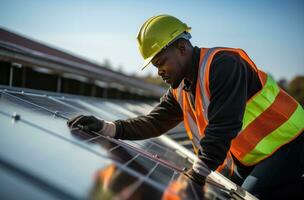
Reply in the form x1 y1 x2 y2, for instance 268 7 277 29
1 89 192 169
3 99 169 199
0 88 191 199
0 87 258 200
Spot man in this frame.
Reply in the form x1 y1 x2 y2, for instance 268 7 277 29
68 15 304 199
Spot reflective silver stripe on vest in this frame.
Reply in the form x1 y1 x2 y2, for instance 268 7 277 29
186 112 201 149
198 48 214 120
175 82 184 106
175 82 202 151
199 47 229 120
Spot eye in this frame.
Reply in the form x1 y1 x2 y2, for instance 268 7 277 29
153 60 162 68
156 60 163 66
157 57 166 67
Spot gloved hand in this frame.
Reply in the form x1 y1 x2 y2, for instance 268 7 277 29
67 115 116 137
185 168 206 186
185 157 211 185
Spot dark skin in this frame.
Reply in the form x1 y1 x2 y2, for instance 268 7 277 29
151 39 195 89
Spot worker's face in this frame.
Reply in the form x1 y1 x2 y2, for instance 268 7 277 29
152 44 187 89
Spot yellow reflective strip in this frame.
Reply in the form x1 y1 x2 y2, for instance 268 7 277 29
242 104 304 164
242 76 280 130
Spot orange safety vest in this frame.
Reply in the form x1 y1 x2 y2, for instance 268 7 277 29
172 47 304 175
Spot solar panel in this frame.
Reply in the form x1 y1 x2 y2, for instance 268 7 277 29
0 87 258 200
0 92 99 140
0 163 68 200
0 90 190 167
0 107 171 199
52 97 118 120
5 91 114 120
118 102 154 115
86 100 139 119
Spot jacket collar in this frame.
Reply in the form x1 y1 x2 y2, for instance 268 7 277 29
183 46 200 94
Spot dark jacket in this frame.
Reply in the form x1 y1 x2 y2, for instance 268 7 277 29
114 47 262 170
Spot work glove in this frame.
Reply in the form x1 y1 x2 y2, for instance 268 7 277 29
185 168 206 186
67 115 116 137
185 157 211 186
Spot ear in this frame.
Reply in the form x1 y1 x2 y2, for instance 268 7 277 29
176 40 187 55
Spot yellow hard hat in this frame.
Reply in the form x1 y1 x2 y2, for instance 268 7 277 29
137 15 191 70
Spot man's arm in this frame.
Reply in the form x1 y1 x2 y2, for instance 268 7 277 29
198 51 261 170
114 89 184 140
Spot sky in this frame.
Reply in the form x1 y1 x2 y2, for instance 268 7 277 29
0 0 303 81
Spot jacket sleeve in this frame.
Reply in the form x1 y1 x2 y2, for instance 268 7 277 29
198 51 257 171
114 89 184 140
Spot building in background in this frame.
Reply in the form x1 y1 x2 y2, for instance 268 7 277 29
0 27 165 100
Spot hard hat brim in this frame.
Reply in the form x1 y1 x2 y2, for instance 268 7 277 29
141 31 192 71
141 56 154 70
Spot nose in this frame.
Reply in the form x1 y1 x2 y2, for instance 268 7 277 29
158 68 165 77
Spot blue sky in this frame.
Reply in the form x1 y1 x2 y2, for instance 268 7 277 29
1 0 303 81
